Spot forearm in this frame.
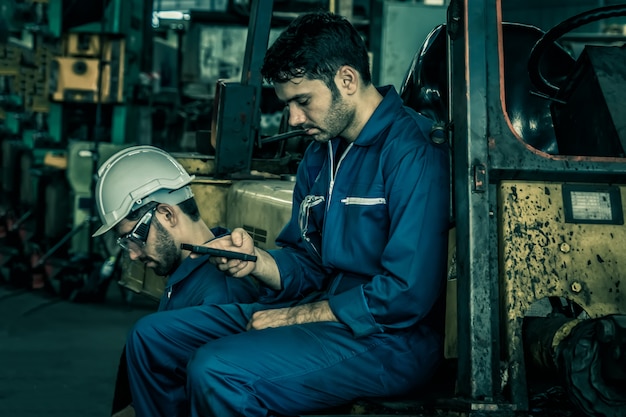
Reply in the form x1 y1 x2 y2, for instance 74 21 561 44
250 247 282 290
248 300 338 330
293 300 337 323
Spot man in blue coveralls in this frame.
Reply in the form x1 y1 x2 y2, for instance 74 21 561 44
125 11 450 417
91 145 260 416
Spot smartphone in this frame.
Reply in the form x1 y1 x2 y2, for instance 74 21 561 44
180 243 257 262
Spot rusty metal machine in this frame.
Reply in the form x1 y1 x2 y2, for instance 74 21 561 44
50 33 125 103
443 1 626 416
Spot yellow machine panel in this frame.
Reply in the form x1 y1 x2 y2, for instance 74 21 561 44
189 178 233 229
499 180 626 318
498 180 626 378
51 57 121 102
51 38 125 103
175 153 216 177
225 179 295 250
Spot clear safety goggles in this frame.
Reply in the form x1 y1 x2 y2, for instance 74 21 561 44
116 206 157 254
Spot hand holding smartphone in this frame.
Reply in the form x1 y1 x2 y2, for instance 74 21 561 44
180 243 258 262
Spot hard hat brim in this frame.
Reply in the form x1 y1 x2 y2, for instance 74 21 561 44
92 185 194 237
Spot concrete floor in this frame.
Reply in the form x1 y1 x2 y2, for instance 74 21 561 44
0 282 156 417
0 280 584 417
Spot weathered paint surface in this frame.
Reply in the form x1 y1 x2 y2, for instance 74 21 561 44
498 180 626 400
499 180 625 320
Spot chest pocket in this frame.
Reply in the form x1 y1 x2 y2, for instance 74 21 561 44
339 194 389 268
340 197 387 206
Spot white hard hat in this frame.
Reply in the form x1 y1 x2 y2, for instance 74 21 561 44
92 145 195 237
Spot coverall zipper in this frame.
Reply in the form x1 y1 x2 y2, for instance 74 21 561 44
327 141 353 209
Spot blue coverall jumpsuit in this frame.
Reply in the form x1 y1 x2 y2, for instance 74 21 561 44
125 86 451 417
112 227 260 413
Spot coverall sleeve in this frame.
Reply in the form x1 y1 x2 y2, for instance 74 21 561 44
329 140 450 337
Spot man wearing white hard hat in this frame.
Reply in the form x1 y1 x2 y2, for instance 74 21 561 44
93 145 260 417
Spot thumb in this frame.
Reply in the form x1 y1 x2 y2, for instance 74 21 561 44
230 228 246 247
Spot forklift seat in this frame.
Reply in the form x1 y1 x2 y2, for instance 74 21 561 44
399 24 448 127
399 23 575 154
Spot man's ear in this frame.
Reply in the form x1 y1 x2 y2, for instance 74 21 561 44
156 204 177 227
336 65 359 95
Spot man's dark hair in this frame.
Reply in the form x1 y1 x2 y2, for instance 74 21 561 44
261 11 372 90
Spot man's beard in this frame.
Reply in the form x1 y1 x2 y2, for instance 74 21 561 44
149 220 180 276
309 89 355 143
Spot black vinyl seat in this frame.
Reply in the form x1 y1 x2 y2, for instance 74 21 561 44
399 23 575 155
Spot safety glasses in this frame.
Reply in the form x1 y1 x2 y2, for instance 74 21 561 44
116 206 157 254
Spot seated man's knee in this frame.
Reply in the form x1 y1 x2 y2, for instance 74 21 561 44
126 313 163 352
187 343 245 392
187 347 218 388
